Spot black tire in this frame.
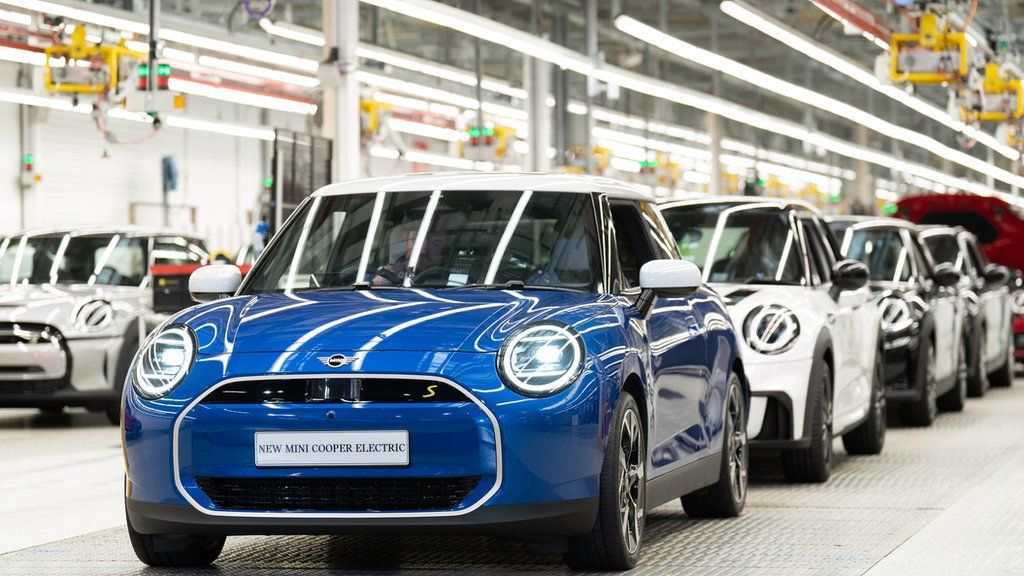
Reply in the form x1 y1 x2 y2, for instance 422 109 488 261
901 336 937 427
127 506 224 567
781 362 832 483
681 372 747 517
937 334 968 412
967 326 989 397
843 346 886 455
565 393 645 571
38 406 63 415
989 329 1015 388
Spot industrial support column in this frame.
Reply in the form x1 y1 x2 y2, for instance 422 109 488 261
323 0 361 182
525 0 551 172
855 124 872 213
584 0 598 174
707 12 724 195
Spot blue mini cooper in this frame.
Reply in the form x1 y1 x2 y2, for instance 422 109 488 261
121 173 749 571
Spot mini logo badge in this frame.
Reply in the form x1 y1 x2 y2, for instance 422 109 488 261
317 354 354 368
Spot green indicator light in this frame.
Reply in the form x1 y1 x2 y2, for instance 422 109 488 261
483 127 494 137
157 63 171 77
756 178 766 187
830 194 842 203
263 177 273 188
468 127 480 138
882 203 898 215
137 64 149 78
23 153 34 165
639 160 657 168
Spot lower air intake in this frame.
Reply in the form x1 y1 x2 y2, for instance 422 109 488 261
195 475 481 512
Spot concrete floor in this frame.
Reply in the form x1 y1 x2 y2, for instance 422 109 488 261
2 373 1023 575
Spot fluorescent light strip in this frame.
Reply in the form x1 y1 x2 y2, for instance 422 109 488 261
368 145 519 172
613 14 1024 190
720 1 1019 161
359 45 528 100
0 8 31 25
258 18 326 47
167 78 317 115
359 0 592 76
388 117 466 142
197 55 320 88
164 116 275 140
0 0 317 72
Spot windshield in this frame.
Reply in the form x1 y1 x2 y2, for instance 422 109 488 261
661 204 803 285
0 233 147 287
242 190 601 293
923 233 967 275
843 228 913 283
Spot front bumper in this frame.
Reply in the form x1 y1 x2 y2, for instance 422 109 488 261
124 350 608 533
880 330 922 403
126 494 597 536
743 356 814 450
0 336 121 407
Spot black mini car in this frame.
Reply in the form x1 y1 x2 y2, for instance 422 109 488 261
829 217 966 426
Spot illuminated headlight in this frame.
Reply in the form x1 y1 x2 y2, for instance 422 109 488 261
744 305 800 355
497 323 584 397
879 297 914 333
133 326 196 399
1013 290 1024 315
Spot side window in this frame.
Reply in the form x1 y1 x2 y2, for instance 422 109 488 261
153 237 209 266
965 238 988 271
800 219 831 285
639 202 677 260
906 234 933 282
610 202 657 290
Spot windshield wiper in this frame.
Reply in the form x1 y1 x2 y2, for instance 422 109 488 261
445 281 584 292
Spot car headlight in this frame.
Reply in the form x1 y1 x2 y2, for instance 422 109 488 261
879 297 914 334
133 326 196 399
1013 290 1024 315
744 305 800 355
497 323 585 397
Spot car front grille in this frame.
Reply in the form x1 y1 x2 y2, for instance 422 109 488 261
200 378 471 404
195 475 481 512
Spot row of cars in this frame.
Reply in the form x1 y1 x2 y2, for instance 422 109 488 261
0 174 1019 570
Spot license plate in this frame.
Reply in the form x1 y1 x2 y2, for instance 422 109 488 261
254 430 409 467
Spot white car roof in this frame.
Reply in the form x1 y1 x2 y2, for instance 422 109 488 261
313 172 654 201
658 195 822 214
7 226 201 239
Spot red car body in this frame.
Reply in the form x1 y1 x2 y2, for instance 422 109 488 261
896 193 1024 360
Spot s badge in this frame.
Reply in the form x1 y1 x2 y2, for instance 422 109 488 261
317 354 355 368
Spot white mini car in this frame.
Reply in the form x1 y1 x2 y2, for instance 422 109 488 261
660 198 885 482
0 227 209 423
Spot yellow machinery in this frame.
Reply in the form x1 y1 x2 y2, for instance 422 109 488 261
890 13 971 84
564 145 610 175
962 63 1024 122
44 26 145 95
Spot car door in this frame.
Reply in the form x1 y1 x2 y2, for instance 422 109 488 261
801 216 871 429
965 236 1010 365
608 199 709 475
906 229 958 384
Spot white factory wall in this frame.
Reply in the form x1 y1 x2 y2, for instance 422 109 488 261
0 63 310 253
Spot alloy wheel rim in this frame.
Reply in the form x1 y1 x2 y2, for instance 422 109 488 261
619 408 644 555
727 385 748 504
822 384 833 466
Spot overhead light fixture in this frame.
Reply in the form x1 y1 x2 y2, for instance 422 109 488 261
197 55 320 88
388 117 466 142
719 0 1019 161
167 78 318 115
359 0 593 75
359 45 527 100
164 116 275 140
614 13 1024 189
258 18 326 47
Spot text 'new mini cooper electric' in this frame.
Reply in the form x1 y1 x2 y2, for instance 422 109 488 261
660 198 885 484
122 174 750 571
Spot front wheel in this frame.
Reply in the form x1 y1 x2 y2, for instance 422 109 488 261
681 373 747 517
901 337 937 427
843 346 886 455
565 393 645 571
989 330 1015 388
938 334 968 412
127 507 224 567
781 362 832 483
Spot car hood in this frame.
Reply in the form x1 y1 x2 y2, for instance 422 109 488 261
179 289 617 356
0 284 145 335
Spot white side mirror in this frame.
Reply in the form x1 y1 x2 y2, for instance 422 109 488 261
639 259 702 293
189 265 242 303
